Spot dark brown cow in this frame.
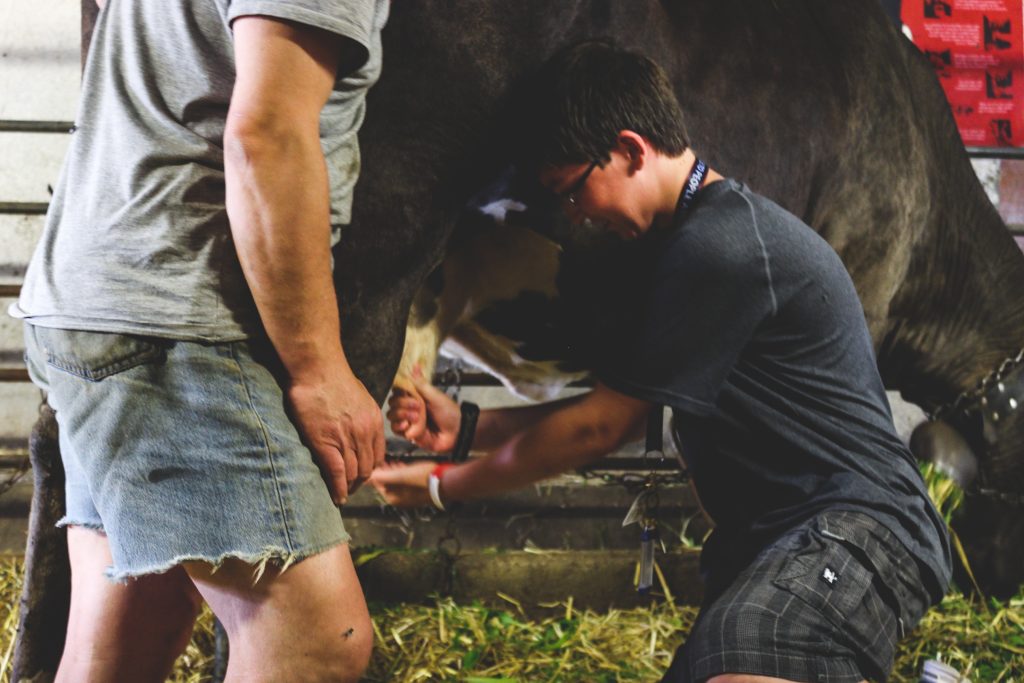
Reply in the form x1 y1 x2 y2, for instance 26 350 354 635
15 0 1024 679
354 0 1024 599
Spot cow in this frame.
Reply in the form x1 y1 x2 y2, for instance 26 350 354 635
368 0 1024 601
14 0 1024 679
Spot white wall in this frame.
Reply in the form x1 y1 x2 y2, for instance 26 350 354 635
0 0 80 449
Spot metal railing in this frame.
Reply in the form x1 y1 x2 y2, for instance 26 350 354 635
0 120 74 134
0 202 48 215
966 147 1024 160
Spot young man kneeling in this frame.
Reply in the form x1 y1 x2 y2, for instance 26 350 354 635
373 40 951 683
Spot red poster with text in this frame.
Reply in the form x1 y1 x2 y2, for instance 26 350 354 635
903 0 1024 146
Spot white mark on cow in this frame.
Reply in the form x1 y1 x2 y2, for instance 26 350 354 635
398 174 589 401
478 198 527 224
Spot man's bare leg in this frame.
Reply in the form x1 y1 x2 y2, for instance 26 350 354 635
56 526 203 683
185 543 372 683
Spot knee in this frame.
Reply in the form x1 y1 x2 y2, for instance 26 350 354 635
224 614 373 683
320 614 374 683
254 612 373 683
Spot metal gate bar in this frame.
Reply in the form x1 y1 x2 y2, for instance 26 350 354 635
0 203 48 215
0 121 74 134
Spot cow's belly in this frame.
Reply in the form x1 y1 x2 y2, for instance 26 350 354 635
442 325 586 401
399 196 583 400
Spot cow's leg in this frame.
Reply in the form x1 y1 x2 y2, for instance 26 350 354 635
56 528 202 683
12 406 69 683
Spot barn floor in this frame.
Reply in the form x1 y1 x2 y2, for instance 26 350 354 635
0 410 1020 681
0 557 1019 683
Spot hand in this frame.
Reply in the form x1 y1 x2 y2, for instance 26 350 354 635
369 461 438 508
387 375 460 453
287 370 385 504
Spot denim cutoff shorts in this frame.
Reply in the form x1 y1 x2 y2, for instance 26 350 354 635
661 510 933 683
23 324 350 581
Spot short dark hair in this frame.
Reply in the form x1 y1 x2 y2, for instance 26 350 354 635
515 39 690 170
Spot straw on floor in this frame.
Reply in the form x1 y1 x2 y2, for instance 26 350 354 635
0 556 1020 682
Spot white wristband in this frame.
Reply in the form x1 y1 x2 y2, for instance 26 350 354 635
428 472 446 511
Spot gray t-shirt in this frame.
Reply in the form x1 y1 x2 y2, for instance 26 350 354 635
598 179 952 601
12 0 388 341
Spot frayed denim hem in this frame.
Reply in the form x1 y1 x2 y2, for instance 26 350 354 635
103 534 351 584
56 516 104 532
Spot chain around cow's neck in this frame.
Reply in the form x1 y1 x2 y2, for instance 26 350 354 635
930 347 1024 422
929 347 1024 506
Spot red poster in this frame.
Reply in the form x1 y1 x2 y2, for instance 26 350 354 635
903 0 1024 147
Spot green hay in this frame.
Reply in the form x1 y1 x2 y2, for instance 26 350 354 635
921 462 966 525
0 462 1015 681
0 557 1019 682
891 592 1024 683
363 598 696 682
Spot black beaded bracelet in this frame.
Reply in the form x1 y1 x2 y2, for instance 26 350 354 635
451 401 480 463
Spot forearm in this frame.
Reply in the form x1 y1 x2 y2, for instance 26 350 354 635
442 417 606 501
472 392 588 452
446 389 638 501
225 122 350 383
374 384 651 508
221 18 385 503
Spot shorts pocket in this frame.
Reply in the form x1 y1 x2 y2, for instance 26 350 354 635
772 527 874 629
34 327 166 381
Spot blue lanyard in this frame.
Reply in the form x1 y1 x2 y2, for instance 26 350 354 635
676 158 708 218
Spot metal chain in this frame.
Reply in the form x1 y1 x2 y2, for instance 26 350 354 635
436 359 464 402
924 348 1024 507
932 347 1024 421
435 512 462 595
432 359 464 593
579 469 688 489
640 477 661 520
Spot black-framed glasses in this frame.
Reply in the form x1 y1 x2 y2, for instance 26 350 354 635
559 160 600 206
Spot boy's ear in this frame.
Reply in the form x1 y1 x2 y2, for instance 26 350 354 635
617 130 647 173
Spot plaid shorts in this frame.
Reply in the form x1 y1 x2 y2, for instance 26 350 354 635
661 510 932 683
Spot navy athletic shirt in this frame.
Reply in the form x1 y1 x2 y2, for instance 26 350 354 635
597 179 952 600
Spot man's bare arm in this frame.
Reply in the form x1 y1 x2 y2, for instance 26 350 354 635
226 17 384 503
470 393 589 451
378 381 652 506
442 384 652 501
